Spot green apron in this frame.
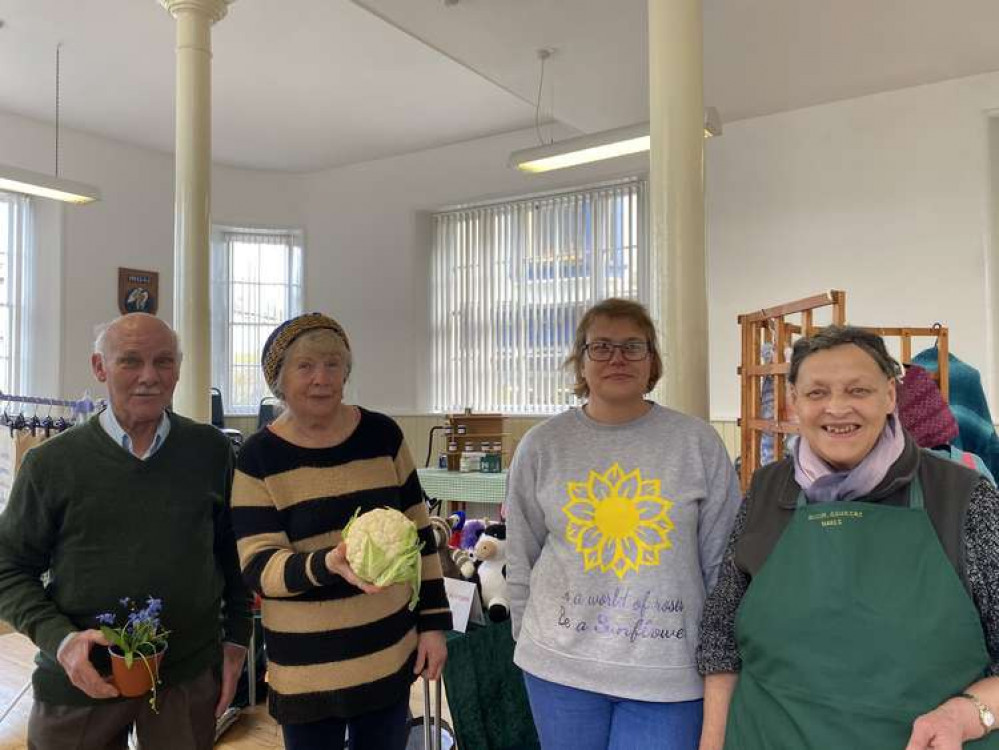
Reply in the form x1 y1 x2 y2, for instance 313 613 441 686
726 478 999 749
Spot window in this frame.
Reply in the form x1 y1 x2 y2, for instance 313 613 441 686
431 178 651 414
0 192 31 395
211 228 303 414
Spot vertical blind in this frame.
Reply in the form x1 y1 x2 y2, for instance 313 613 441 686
431 178 650 414
0 193 28 396
211 229 303 414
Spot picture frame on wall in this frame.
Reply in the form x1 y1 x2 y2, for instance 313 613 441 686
118 268 159 316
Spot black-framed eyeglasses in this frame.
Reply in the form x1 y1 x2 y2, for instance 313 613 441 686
584 340 651 362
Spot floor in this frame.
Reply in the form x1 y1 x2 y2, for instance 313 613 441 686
0 632 451 750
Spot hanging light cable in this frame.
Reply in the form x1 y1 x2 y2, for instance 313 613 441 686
534 48 553 146
0 42 101 204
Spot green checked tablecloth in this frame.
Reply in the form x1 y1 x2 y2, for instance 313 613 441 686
417 469 508 507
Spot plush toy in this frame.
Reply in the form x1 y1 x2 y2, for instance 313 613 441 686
428 515 464 580
465 522 509 622
455 518 489 579
459 518 487 551
447 510 466 549
453 547 475 578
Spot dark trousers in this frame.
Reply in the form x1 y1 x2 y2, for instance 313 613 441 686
27 667 219 750
281 696 410 750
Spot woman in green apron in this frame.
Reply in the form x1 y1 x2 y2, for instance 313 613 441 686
696 326 999 749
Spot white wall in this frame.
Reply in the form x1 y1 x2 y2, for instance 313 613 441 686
0 110 644 414
0 109 305 402
300 128 647 414
707 71 999 420
5 68 999 424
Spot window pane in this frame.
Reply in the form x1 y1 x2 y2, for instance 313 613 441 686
0 196 17 396
259 284 289 324
0 303 9 392
212 231 304 414
260 245 289 285
431 180 649 414
231 241 260 283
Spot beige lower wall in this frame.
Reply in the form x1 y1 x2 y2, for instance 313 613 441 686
394 415 543 470
226 415 258 436
394 415 742 468
224 412 742 465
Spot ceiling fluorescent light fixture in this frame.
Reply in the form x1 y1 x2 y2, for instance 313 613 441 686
511 108 723 174
512 123 650 174
0 45 102 205
0 163 101 204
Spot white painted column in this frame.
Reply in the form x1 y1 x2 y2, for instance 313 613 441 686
648 0 709 418
160 0 232 421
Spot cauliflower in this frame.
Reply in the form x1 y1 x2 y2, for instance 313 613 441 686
343 507 423 610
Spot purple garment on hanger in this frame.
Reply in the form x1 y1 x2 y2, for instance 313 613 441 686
897 364 958 448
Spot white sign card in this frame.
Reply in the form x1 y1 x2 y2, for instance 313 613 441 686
443 577 486 632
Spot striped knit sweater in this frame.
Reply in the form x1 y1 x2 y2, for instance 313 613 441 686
231 408 452 724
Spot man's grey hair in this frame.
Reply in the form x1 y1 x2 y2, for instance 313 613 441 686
93 314 183 362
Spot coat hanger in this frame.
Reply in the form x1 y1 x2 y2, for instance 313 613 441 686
10 409 26 435
41 411 55 438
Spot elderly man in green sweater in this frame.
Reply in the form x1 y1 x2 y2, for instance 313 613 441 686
0 313 252 750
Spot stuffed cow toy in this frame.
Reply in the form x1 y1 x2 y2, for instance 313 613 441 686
464 522 509 622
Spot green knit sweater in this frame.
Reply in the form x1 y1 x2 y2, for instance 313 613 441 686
0 412 252 705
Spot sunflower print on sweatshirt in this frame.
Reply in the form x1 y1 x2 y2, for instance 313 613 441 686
562 463 675 579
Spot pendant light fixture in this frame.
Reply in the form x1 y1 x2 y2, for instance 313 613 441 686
0 44 100 204
510 110 722 174
509 47 721 174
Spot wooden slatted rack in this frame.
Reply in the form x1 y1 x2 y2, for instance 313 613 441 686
737 290 949 491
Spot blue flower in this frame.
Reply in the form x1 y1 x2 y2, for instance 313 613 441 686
119 597 131 608
96 612 116 625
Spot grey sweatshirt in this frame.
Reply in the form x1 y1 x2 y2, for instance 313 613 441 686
506 404 741 702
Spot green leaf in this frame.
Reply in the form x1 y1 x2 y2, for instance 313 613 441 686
101 626 126 652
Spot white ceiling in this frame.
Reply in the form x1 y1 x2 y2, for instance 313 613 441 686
0 0 538 171
2 0 999 172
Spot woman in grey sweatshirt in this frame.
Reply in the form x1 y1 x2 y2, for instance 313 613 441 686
506 298 741 750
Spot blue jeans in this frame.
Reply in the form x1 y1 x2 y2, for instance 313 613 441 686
280 696 409 750
523 672 703 750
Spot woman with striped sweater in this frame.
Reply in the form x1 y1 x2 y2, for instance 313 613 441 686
231 313 452 750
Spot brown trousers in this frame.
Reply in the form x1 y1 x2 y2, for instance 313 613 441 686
27 668 219 750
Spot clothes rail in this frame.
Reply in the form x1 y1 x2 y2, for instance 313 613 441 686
0 391 102 416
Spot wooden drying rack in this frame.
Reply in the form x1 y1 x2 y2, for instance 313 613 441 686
737 290 949 491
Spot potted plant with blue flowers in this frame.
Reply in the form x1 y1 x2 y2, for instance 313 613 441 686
97 596 170 710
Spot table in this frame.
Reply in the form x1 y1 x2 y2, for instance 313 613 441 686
417 469 508 515
443 621 540 750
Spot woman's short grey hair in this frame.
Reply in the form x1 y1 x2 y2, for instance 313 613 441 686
273 328 352 401
788 325 901 384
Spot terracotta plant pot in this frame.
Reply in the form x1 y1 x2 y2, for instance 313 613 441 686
108 646 165 697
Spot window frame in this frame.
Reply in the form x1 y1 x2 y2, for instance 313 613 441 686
0 192 30 396
211 225 305 416
431 177 652 415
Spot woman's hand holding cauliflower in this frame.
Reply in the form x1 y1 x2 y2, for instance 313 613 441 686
327 508 424 608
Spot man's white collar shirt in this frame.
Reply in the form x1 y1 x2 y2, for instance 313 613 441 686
99 407 171 459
